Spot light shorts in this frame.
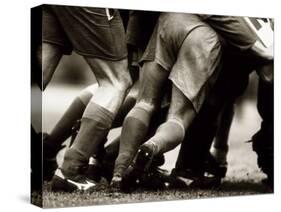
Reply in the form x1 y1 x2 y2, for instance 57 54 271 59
141 13 222 112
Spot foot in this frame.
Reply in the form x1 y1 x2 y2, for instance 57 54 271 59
138 167 183 190
110 143 163 192
133 142 158 172
204 151 228 178
51 169 98 192
171 168 222 189
151 154 165 167
120 167 176 192
110 175 122 191
251 130 273 190
86 157 102 182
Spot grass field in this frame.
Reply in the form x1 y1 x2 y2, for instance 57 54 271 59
37 78 272 208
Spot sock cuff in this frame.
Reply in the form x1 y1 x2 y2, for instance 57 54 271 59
82 102 114 127
134 103 154 113
133 105 150 114
125 105 152 126
75 96 88 107
163 118 186 137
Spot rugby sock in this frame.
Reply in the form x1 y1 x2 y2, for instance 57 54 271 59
104 136 120 160
46 97 86 151
145 119 185 155
112 96 136 128
210 146 228 165
61 148 88 179
62 102 114 177
211 103 234 164
113 106 152 177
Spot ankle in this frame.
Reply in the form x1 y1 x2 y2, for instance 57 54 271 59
211 146 228 164
61 148 88 178
143 141 159 155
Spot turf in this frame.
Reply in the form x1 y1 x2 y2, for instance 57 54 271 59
41 142 273 208
42 181 272 208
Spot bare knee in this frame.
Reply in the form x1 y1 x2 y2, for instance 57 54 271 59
89 75 132 114
116 70 133 93
102 75 132 99
86 57 132 94
108 59 133 93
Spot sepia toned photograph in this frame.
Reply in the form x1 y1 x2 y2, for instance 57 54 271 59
31 4 274 208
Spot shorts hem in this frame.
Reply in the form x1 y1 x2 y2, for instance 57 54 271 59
153 57 172 72
43 39 72 55
169 78 200 113
74 50 128 61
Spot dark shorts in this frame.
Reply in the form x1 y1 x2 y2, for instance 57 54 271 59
126 11 159 68
199 15 258 51
126 11 159 51
42 5 127 60
141 13 222 112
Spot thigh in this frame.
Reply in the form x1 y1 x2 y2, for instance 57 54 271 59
85 57 129 88
137 61 169 105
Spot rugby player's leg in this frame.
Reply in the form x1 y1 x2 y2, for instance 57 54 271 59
206 102 234 177
46 6 131 191
45 81 136 181
45 85 97 153
95 99 168 183
41 5 67 90
43 85 96 181
42 43 63 90
61 57 132 179
131 85 195 176
90 136 121 182
252 78 273 188
86 83 139 182
174 49 250 179
112 80 139 128
41 5 73 180
45 80 137 176
46 79 138 151
112 62 169 181
211 102 234 164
